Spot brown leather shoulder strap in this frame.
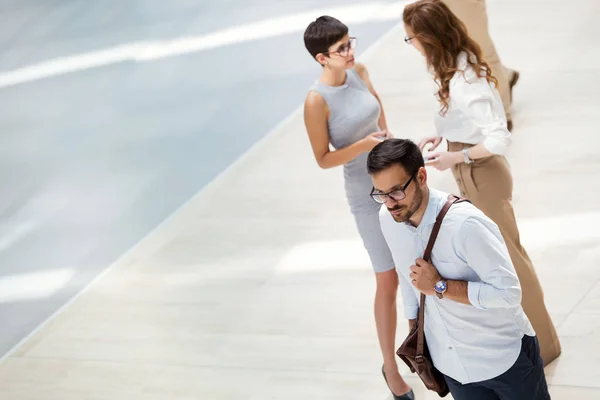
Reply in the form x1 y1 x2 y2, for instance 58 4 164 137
417 194 467 357
422 195 461 262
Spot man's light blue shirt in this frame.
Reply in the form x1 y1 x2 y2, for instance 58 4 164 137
379 188 535 384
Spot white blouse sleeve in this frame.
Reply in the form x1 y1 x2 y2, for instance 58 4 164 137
453 69 511 155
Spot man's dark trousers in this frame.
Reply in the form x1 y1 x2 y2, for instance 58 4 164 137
444 335 551 400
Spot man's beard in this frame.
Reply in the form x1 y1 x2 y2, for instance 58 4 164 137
388 186 423 223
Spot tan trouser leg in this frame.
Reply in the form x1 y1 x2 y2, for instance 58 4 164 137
448 142 562 365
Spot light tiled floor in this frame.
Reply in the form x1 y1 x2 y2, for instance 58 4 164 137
1 0 600 399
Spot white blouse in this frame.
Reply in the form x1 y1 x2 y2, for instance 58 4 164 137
434 52 511 155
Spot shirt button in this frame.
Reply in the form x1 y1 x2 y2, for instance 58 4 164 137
448 346 453 350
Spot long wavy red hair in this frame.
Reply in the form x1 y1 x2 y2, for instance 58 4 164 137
403 0 497 115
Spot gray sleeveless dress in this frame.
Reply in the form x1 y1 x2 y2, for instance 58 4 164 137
309 69 394 272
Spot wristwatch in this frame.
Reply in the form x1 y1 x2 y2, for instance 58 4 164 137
434 279 448 299
462 148 473 164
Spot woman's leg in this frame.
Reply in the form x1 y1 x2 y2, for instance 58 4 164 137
353 209 413 395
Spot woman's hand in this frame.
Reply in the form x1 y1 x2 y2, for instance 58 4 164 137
418 135 443 152
424 151 462 171
359 131 388 152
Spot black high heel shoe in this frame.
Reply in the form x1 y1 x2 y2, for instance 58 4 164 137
382 366 415 400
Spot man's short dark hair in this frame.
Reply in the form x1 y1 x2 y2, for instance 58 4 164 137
367 139 425 176
303 16 349 59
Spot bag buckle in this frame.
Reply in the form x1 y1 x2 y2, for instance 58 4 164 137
415 355 424 364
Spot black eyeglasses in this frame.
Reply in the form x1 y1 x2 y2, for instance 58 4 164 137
404 36 415 44
370 172 417 204
324 37 357 57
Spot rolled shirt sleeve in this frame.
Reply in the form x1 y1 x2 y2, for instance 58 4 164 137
454 216 522 310
453 70 512 155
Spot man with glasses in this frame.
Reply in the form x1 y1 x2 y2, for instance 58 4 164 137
367 138 550 400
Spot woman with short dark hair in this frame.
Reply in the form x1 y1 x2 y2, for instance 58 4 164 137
303 16 414 400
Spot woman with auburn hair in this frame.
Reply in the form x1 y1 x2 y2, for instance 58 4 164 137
402 0 561 367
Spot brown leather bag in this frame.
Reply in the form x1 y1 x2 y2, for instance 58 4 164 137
396 195 467 397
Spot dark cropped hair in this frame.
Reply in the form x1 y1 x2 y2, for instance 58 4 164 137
367 139 425 176
303 16 348 59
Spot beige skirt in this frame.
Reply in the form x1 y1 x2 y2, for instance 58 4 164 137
448 141 561 366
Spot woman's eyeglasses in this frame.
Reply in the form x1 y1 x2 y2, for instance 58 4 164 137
324 37 357 57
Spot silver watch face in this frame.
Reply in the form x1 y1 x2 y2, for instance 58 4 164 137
462 149 472 164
